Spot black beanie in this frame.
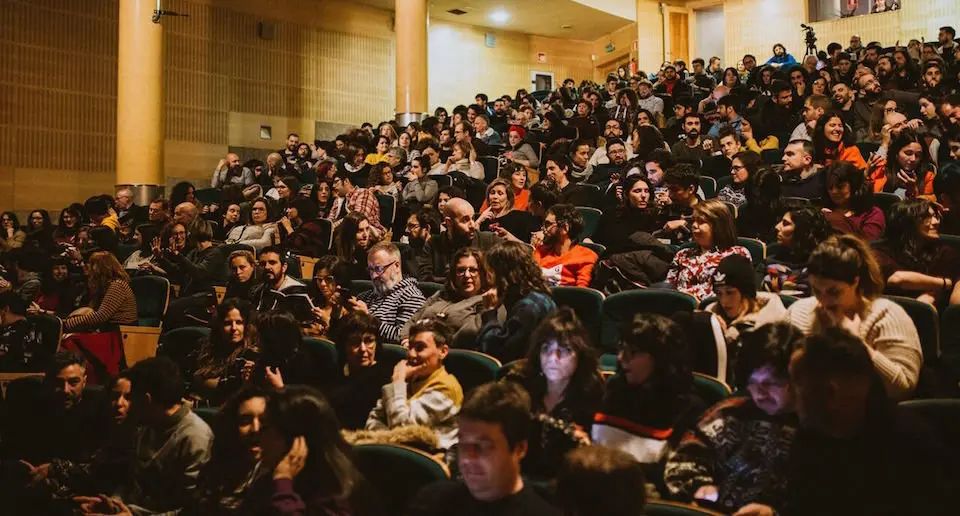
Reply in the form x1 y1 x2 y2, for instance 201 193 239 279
712 254 756 299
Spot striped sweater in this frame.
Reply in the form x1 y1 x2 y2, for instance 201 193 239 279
357 277 426 344
65 280 138 331
785 296 923 401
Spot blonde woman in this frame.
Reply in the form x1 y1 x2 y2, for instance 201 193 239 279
441 140 484 180
477 178 539 243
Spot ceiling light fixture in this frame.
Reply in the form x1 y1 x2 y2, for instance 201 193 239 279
489 9 510 24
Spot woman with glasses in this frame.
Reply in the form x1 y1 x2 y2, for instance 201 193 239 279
225 197 277 252
400 248 498 349
717 151 762 209
305 255 351 338
0 211 26 254
328 311 392 430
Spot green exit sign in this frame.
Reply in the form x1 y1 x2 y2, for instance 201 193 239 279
605 43 615 53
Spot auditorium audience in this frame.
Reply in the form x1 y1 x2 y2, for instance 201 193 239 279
225 198 277 252
786 235 923 400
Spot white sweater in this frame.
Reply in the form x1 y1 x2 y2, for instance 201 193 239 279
785 296 923 401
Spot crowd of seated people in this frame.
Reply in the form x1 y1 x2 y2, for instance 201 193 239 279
3 25 960 515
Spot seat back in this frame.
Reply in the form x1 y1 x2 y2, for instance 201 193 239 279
600 290 698 351
376 193 396 228
646 501 726 515
116 243 138 264
698 176 717 199
737 237 767 266
552 286 604 347
477 155 500 183
28 314 63 358
575 206 603 239
941 305 960 377
158 326 211 379
716 175 734 191
444 349 501 395
885 295 939 362
692 372 732 406
301 337 340 382
354 444 449 515
873 192 901 219
898 399 960 455
581 241 606 256
130 275 171 327
285 254 303 279
194 406 219 427
350 279 374 295
419 281 445 299
194 187 221 205
379 343 408 369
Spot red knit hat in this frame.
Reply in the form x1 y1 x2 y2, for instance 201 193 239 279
509 125 526 139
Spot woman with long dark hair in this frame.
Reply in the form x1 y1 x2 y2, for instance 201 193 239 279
630 125 668 163
54 206 83 245
740 114 779 154
0 211 25 253
592 313 705 495
32 256 80 318
170 181 198 209
249 311 322 391
812 111 867 169
763 205 833 297
721 67 741 88
305 255 351 338
821 161 885 240
225 198 277 252
874 199 960 305
333 212 375 281
591 173 661 253
477 241 557 363
193 299 256 401
242 386 377 515
190 387 268 515
869 129 937 201
24 209 56 252
311 179 335 219
502 308 604 479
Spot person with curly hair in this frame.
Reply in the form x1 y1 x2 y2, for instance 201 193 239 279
476 241 557 363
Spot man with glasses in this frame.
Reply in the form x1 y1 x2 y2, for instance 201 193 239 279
354 242 426 344
588 119 634 168
852 71 921 140
113 188 145 227
404 208 441 281
533 204 597 287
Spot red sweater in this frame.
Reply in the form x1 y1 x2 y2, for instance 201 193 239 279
534 244 598 287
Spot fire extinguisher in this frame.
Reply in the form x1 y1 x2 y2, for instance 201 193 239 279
847 0 858 11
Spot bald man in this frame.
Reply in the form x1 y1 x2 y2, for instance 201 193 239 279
212 152 254 188
426 198 502 282
114 187 145 225
174 202 214 250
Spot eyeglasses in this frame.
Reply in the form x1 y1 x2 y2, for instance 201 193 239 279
367 260 398 277
456 266 479 276
405 223 420 231
542 220 558 230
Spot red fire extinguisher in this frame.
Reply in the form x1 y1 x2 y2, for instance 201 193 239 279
847 0 858 11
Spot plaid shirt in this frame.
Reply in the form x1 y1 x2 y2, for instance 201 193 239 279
327 187 385 235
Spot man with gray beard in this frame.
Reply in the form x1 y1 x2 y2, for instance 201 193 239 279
354 241 426 344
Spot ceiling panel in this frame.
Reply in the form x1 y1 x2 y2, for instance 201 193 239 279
353 0 633 40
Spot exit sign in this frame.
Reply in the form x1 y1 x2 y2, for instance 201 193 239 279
605 43 615 53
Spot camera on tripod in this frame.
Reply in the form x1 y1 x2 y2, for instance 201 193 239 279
801 24 818 56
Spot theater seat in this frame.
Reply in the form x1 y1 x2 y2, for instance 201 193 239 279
444 349 501 395
873 192 901 219
419 281 444 299
692 372 732 406
737 237 767 266
940 305 960 377
301 337 339 383
581 241 606 256
158 326 210 379
898 399 960 455
575 207 603 239
354 443 449 514
646 500 725 515
477 155 500 183
380 343 408 368
130 275 171 327
194 406 218 427
699 176 717 199
194 187 220 205
376 193 396 229
600 290 698 351
552 286 604 347
885 295 939 364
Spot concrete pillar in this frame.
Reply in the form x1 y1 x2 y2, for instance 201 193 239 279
116 0 165 206
394 0 428 126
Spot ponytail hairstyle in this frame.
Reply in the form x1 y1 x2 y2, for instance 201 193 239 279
807 234 885 299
